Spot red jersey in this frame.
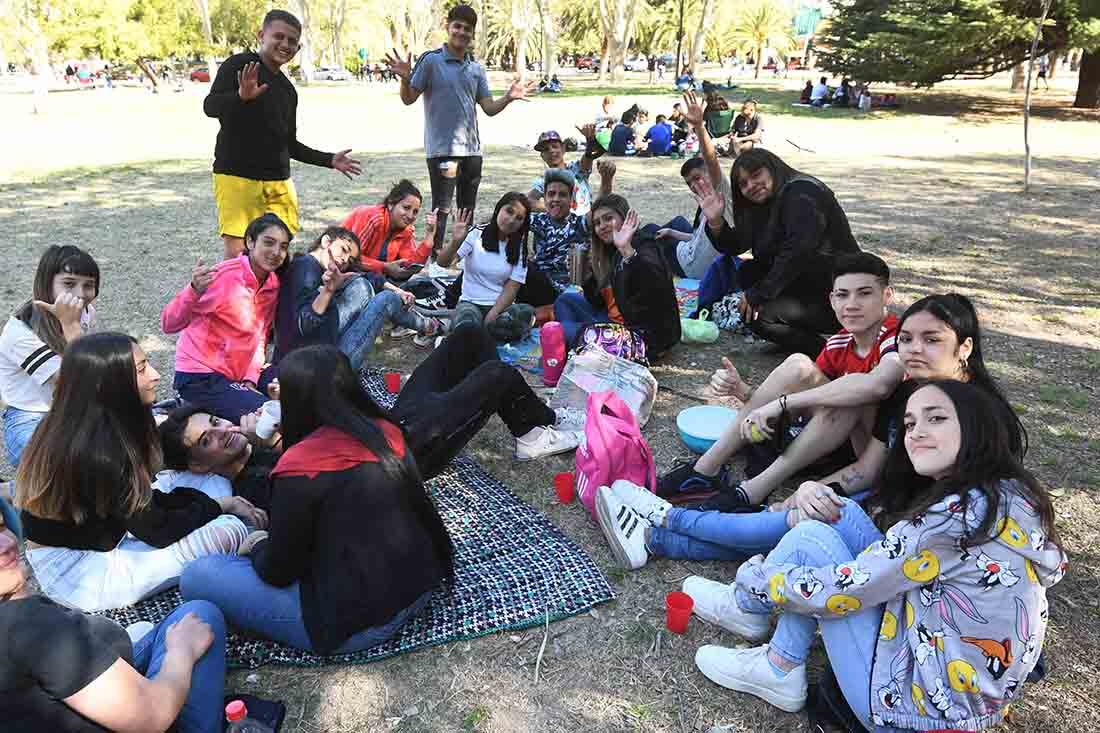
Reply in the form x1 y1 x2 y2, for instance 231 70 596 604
815 313 899 380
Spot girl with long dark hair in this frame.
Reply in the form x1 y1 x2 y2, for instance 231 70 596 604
162 213 290 423
685 381 1064 730
0 245 99 466
437 191 536 340
16 332 258 612
340 179 438 281
696 148 860 356
181 345 455 655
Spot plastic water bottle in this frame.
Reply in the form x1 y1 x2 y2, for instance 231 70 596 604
541 321 567 387
225 700 273 733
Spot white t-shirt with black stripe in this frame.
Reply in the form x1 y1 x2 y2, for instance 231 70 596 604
0 310 93 412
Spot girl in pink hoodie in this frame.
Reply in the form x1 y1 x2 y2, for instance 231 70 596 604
162 214 290 422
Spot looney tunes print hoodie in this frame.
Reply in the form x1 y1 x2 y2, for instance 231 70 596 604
736 480 1066 731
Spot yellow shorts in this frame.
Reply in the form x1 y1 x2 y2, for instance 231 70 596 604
212 174 300 239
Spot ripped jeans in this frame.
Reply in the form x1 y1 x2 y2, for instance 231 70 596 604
28 481 248 612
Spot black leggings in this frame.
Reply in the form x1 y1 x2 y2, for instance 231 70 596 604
427 155 484 252
739 259 840 357
516 268 560 308
393 322 554 478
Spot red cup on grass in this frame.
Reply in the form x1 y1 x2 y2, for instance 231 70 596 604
384 372 402 393
665 591 694 634
554 472 575 503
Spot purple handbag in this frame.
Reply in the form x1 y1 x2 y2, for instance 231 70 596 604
576 322 649 366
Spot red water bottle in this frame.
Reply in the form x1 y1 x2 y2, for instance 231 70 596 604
225 700 273 732
541 321 567 387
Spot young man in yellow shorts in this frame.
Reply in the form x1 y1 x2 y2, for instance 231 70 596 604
204 9 361 259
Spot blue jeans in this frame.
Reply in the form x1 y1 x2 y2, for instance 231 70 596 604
647 507 791 561
180 555 433 655
2 406 44 466
736 500 884 730
131 599 227 733
334 278 423 371
173 372 267 424
553 291 608 348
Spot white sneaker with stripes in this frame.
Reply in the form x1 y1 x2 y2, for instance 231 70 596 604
594 485 650 570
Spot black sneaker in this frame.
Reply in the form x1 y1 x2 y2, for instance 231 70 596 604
656 461 728 498
690 482 766 514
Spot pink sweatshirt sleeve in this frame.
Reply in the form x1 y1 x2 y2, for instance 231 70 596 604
161 283 202 334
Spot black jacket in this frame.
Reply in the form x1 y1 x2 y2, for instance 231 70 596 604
204 52 333 180
706 176 859 307
250 458 452 655
582 233 681 355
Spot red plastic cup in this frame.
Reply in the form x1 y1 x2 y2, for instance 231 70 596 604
384 372 402 393
665 591 694 634
553 472 575 503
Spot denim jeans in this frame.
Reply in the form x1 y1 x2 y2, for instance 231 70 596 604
173 372 268 425
553 291 609 348
2 405 44 466
427 155 484 251
179 555 433 654
131 599 227 733
647 507 791 561
736 500 884 730
335 278 423 371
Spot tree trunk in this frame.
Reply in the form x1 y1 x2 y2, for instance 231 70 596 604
294 0 316 83
1046 51 1058 80
1073 50 1100 108
1010 62 1025 91
688 0 713 75
754 43 763 78
598 42 611 81
191 0 217 79
537 0 556 78
515 29 529 81
1022 0 1052 193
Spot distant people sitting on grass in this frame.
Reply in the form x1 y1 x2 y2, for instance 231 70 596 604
608 114 637 156
687 381 1064 730
832 78 852 107
799 80 813 104
522 162 617 308
595 95 616 129
180 345 455 656
554 194 681 357
810 75 829 106
730 99 764 157
205 9 361 259
1 496 230 733
269 226 441 380
695 148 861 356
162 214 289 423
16 333 258 613
643 91 734 279
598 292 1018 571
437 193 536 342
538 75 562 93
527 126 608 217
656 253 902 511
0 245 99 467
340 179 436 281
676 68 696 91
641 114 673 156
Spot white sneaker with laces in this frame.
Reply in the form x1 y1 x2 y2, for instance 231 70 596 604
594 486 650 570
609 479 672 527
513 426 582 461
682 575 770 641
694 644 807 713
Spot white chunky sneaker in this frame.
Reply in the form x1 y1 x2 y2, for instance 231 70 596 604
682 576 770 641
609 479 672 527
513 426 582 461
594 486 650 570
695 644 807 713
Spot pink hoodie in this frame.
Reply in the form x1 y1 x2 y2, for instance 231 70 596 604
161 255 280 383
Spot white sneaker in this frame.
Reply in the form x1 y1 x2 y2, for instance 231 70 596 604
694 644 807 713
390 326 418 339
513 426 582 461
125 621 155 644
682 576 771 641
594 486 650 570
609 479 672 527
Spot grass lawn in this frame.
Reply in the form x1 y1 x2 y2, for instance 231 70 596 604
1 81 1098 731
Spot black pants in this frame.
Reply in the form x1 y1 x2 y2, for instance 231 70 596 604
426 156 484 252
739 259 840 357
516 268 560 308
393 322 554 478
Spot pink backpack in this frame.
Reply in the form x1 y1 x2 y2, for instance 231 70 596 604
575 390 657 518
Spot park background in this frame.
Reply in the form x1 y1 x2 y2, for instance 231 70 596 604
2 1 1100 732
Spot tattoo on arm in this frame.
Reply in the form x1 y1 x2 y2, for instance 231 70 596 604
840 468 865 490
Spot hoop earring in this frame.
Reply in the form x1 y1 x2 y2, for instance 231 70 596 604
959 357 970 374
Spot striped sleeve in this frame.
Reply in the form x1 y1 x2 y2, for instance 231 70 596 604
1 319 61 386
878 321 898 356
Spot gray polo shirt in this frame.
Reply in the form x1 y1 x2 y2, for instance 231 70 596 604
410 45 490 158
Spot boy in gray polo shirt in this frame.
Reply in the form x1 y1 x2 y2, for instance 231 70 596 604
385 4 533 252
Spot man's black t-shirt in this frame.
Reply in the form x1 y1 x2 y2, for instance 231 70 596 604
1 595 132 732
203 52 333 181
873 381 918 450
